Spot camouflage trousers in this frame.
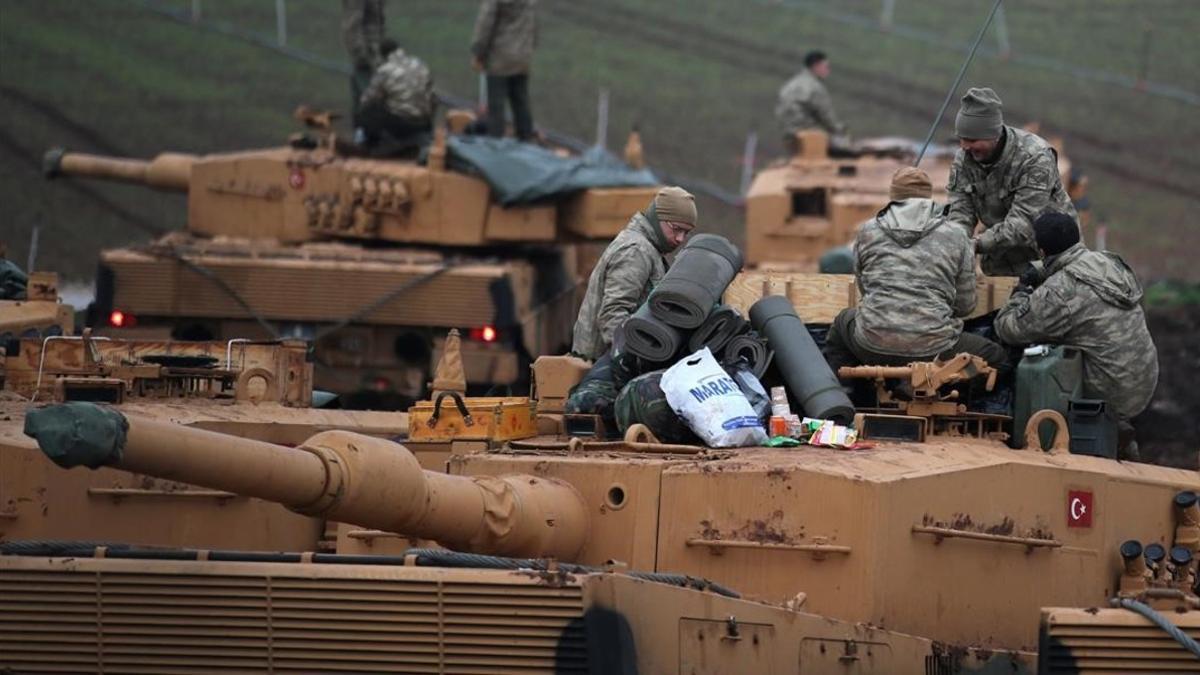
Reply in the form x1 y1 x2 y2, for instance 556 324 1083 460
564 353 619 431
823 308 1011 374
614 370 697 445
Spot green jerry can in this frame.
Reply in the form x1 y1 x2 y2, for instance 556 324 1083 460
1012 345 1083 449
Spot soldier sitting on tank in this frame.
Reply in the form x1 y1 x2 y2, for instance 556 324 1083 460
947 87 1078 276
570 187 696 364
823 167 1009 375
342 0 386 141
995 212 1158 459
356 39 434 156
775 50 848 156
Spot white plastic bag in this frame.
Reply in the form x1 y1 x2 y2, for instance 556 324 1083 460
661 348 768 448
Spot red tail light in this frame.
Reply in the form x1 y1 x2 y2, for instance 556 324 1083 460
108 310 135 328
468 326 498 343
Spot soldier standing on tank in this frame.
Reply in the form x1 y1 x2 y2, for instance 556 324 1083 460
357 39 434 155
994 212 1158 460
342 0 386 137
823 168 1009 374
775 50 847 155
471 0 538 141
947 87 1077 276
570 187 697 363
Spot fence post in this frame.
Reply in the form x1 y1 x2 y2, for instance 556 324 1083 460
879 0 895 31
26 224 40 273
275 0 288 47
595 88 609 149
1136 25 1153 91
993 3 1011 59
739 131 758 197
190 0 201 23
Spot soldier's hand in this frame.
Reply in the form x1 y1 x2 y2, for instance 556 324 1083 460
1018 264 1043 289
471 56 484 72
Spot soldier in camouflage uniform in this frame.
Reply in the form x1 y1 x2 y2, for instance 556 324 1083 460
471 0 538 141
947 87 1077 276
341 0 386 128
358 40 434 154
824 168 1009 373
571 187 697 362
995 212 1158 455
776 50 846 155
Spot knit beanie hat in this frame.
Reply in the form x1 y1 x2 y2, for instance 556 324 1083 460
955 87 1004 140
889 167 933 201
1033 212 1080 256
652 186 697 227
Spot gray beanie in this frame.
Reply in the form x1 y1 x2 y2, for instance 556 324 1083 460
955 87 1004 140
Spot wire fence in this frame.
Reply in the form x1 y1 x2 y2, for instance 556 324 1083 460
764 0 1199 107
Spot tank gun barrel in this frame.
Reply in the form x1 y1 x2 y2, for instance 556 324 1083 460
43 148 194 191
838 365 913 380
23 403 588 560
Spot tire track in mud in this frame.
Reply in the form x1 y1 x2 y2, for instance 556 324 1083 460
545 0 1200 201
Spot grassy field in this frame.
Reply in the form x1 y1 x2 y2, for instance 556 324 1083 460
1 0 1198 280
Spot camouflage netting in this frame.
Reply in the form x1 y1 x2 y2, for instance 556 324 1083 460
24 402 128 469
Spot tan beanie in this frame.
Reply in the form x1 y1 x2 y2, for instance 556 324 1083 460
955 87 1004 139
652 186 697 227
889 167 933 201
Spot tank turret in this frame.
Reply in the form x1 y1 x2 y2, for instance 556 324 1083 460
24 402 588 560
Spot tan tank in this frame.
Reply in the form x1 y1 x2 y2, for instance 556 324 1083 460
6 270 1197 671
0 333 408 554
43 116 657 407
0 271 74 340
745 128 1082 270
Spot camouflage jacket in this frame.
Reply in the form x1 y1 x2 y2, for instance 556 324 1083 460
853 198 977 357
361 49 434 120
341 0 385 70
995 244 1158 420
947 126 1077 276
775 69 846 136
471 0 537 77
571 211 670 361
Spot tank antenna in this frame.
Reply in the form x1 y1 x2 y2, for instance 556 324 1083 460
914 0 1004 166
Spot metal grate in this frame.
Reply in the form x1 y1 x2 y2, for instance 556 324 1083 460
0 569 587 673
1041 618 1200 673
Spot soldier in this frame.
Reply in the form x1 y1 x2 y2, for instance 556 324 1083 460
570 187 697 362
947 87 1077 276
358 39 434 154
823 167 1008 373
775 50 847 155
471 0 538 141
995 212 1158 458
341 0 386 130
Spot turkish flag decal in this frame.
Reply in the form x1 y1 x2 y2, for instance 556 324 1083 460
1068 490 1093 528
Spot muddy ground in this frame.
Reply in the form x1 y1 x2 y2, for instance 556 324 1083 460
1137 303 1200 469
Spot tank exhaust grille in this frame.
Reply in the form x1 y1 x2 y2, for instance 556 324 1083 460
0 569 587 673
1040 609 1200 673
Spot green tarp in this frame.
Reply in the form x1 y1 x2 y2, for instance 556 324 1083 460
447 136 658 206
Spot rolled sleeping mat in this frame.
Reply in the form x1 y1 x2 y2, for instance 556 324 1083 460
722 331 772 379
649 234 744 329
623 303 686 363
687 304 745 354
749 295 855 424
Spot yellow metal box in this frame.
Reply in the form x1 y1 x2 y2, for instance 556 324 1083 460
408 394 537 442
